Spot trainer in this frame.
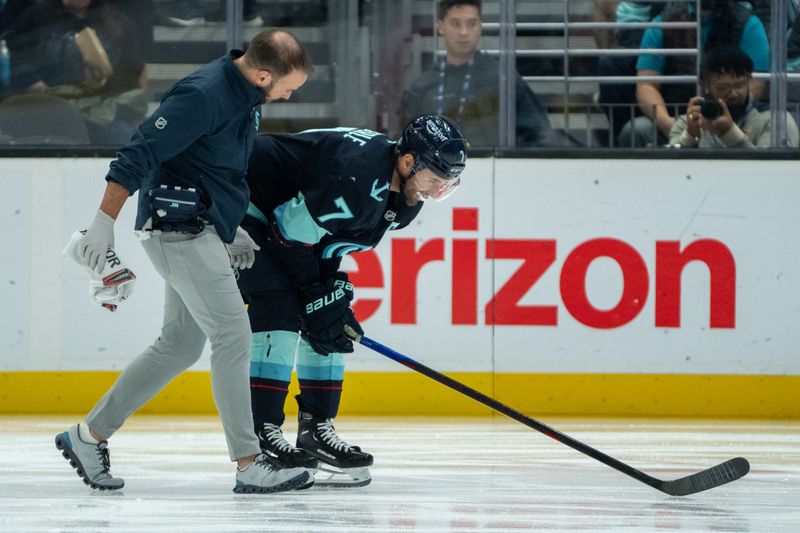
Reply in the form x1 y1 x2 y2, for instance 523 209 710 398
55 29 313 494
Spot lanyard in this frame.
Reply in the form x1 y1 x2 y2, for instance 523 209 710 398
436 57 473 117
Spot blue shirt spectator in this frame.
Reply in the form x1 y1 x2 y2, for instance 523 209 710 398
636 9 769 73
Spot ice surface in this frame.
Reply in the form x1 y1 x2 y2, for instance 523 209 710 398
0 416 797 532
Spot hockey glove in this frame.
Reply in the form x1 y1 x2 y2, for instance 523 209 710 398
225 226 261 270
300 278 363 355
79 210 116 275
326 271 354 301
64 230 136 312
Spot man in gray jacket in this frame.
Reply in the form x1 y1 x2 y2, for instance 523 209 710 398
670 45 799 148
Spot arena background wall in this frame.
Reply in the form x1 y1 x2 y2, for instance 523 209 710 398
1 157 797 418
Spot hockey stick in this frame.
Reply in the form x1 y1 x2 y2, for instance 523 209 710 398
345 327 749 496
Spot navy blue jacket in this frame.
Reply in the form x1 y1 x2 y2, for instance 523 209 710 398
106 50 264 243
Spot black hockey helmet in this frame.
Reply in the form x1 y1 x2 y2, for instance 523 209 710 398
397 115 468 187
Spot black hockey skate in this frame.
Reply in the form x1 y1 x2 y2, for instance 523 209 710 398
259 423 319 469
296 411 373 487
258 423 318 490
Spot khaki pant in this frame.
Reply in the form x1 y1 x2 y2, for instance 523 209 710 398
87 227 260 461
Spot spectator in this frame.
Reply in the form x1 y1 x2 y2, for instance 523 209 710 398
596 2 666 143
6 0 148 144
669 45 799 147
621 0 770 147
399 0 552 147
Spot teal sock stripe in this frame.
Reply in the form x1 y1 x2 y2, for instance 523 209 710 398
296 337 345 381
249 330 298 381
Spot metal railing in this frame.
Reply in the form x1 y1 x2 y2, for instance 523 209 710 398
469 0 702 147
442 0 797 148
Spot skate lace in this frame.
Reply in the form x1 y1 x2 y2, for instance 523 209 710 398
316 420 352 452
96 443 111 473
262 424 293 453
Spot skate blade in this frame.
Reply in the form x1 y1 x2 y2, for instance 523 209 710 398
313 465 371 488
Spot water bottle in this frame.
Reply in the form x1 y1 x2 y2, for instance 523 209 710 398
0 39 10 90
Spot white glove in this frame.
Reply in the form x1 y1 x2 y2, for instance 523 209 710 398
63 231 136 312
225 226 261 269
79 210 116 275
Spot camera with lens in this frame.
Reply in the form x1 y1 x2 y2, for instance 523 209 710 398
699 94 722 120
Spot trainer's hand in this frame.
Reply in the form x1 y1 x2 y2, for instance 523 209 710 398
225 226 261 269
80 210 116 275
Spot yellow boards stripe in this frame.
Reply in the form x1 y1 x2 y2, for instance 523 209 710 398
1 372 798 418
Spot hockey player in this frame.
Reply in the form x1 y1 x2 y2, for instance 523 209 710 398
237 115 467 487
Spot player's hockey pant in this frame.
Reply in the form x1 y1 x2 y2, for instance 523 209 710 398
249 330 345 426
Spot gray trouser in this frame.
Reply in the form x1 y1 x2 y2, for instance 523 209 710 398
86 227 261 461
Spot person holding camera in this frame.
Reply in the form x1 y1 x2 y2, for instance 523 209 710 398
670 45 799 148
620 0 770 147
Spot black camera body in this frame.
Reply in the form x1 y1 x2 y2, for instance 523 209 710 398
700 94 722 120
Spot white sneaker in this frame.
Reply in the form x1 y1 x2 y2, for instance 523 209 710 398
234 454 311 494
55 423 124 490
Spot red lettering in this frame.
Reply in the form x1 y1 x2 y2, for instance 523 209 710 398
391 238 445 324
452 208 479 324
560 238 648 329
347 250 383 322
485 239 557 325
655 239 736 328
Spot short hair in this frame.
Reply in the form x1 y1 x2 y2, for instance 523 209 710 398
700 46 753 80
244 29 313 77
438 0 482 20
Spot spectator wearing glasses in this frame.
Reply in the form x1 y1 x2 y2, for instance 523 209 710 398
620 0 769 147
669 45 799 148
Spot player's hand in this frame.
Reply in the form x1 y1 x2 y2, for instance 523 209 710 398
300 279 363 355
225 226 261 269
79 210 116 275
326 271 354 301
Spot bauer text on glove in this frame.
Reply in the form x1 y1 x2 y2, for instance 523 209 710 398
300 279 363 355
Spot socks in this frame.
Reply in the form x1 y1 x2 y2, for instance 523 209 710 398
78 422 100 444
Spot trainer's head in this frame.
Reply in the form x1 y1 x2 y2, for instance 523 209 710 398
240 29 312 102
395 115 468 206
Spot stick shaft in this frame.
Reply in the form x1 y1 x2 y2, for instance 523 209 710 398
357 335 665 489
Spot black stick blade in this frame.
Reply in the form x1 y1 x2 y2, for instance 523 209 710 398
658 457 750 496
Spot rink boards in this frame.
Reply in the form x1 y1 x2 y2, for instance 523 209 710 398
1 156 798 417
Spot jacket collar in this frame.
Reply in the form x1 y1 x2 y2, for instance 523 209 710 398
223 50 266 108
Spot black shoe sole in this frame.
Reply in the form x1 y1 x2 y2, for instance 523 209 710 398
296 479 315 490
55 434 124 491
232 470 311 494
